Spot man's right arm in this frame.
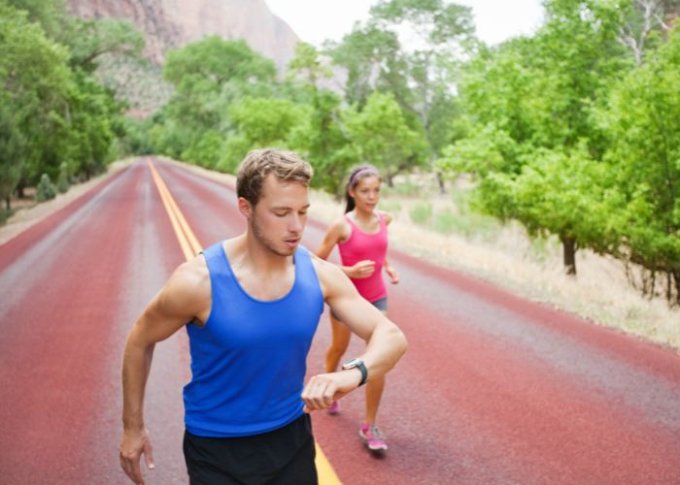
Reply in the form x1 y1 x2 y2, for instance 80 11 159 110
120 258 209 485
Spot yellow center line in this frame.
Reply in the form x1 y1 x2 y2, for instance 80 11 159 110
147 159 342 485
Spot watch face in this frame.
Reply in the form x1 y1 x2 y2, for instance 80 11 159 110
342 358 361 370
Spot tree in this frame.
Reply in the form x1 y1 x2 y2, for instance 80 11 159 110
217 97 309 171
616 0 680 64
602 24 680 303
65 18 144 72
154 38 278 164
343 92 426 186
327 0 476 184
0 1 72 191
286 43 355 196
443 0 631 275
0 97 26 211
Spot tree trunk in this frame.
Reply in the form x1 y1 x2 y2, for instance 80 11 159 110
5 195 10 211
561 235 577 276
436 171 446 195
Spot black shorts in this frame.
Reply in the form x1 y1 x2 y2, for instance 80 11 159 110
183 414 318 485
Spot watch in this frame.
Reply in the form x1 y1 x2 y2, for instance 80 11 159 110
342 358 368 387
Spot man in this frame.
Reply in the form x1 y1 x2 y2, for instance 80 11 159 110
119 149 408 485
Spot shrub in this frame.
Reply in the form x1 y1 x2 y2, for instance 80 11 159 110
36 173 57 202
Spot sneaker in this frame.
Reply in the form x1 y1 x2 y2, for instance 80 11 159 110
358 423 388 452
327 400 340 415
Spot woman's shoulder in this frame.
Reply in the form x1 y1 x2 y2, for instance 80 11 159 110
378 210 393 225
329 214 352 240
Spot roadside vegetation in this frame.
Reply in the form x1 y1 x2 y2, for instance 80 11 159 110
2 0 679 311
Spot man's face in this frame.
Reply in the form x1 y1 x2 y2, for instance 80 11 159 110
246 174 310 257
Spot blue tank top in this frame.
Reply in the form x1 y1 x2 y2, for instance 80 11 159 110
183 242 324 437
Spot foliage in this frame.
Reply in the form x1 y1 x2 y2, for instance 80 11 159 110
0 0 136 208
35 173 57 201
56 161 70 193
441 0 632 274
326 0 476 181
602 24 680 303
285 44 356 195
343 92 427 184
153 38 279 166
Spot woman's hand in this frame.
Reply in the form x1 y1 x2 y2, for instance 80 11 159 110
349 260 376 279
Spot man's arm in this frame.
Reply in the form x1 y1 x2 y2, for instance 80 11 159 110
119 258 209 485
302 258 407 411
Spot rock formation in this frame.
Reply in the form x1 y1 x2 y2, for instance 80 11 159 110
66 0 300 71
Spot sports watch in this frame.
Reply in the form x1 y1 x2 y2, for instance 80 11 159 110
342 357 368 387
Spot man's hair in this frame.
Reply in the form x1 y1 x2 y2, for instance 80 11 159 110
236 148 313 206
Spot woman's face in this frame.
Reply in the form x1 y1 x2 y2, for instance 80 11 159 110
349 175 381 212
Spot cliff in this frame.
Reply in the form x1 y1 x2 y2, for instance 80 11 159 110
66 0 301 71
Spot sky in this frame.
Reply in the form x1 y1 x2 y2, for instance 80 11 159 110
265 0 546 47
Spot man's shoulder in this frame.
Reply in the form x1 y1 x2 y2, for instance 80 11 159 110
167 255 210 299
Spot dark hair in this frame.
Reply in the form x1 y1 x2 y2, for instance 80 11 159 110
344 164 381 213
236 148 313 206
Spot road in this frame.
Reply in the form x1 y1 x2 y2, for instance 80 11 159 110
1 158 679 484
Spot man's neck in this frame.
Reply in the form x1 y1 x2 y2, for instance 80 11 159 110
228 233 293 275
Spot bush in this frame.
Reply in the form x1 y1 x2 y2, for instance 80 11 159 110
36 173 57 202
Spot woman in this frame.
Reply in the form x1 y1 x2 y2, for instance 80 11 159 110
316 164 399 453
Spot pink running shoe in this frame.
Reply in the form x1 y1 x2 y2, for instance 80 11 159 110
327 400 340 415
359 423 388 452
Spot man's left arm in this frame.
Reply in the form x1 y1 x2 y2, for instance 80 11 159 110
302 259 407 412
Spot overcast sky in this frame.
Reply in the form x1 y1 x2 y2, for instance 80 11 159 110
265 0 545 47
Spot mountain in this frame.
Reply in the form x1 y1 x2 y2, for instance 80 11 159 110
66 0 301 71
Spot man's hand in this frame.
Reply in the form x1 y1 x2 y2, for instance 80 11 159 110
119 428 155 485
301 370 363 412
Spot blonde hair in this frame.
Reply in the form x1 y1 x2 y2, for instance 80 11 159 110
236 148 313 206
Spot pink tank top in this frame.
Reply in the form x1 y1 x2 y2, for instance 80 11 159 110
337 213 388 303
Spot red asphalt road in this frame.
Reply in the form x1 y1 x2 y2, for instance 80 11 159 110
1 158 680 484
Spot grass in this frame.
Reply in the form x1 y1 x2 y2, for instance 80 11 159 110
409 203 433 225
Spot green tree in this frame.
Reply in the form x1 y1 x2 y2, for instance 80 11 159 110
602 25 680 303
218 97 309 171
65 18 144 72
286 43 355 196
0 97 26 211
0 1 72 191
343 92 426 186
444 0 631 274
155 38 278 164
329 0 475 187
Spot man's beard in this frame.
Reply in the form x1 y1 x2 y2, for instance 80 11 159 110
250 215 296 257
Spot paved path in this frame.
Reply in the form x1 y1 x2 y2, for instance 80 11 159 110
2 159 679 484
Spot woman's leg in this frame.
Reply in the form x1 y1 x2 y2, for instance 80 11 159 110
364 374 385 424
325 313 351 373
359 307 389 451
364 308 388 425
